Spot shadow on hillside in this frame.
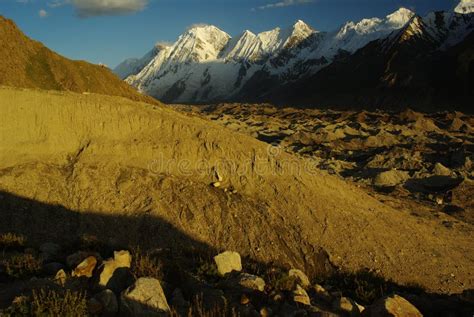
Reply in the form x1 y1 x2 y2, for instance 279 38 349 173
1 190 474 316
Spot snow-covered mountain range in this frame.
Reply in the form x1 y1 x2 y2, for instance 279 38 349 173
115 1 473 105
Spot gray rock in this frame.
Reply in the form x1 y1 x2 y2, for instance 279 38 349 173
120 277 170 316
213 251 242 276
289 269 310 288
237 273 265 292
95 289 118 316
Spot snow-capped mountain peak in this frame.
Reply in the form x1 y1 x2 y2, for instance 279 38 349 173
171 24 230 63
116 6 471 104
386 7 415 28
285 20 315 48
455 0 474 14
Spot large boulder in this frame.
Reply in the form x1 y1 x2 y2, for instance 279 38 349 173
72 256 97 278
362 294 422 317
99 250 132 287
373 170 410 188
213 251 242 276
95 289 118 316
120 277 170 316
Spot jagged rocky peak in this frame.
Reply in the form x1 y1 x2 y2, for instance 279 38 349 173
284 20 316 48
455 0 474 14
397 15 427 42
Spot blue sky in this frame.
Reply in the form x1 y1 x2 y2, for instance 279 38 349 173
0 0 458 68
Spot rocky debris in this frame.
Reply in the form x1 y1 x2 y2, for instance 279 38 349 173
293 284 311 306
72 256 97 278
314 284 332 304
42 262 64 276
214 251 242 276
1 240 473 317
54 269 67 286
179 104 474 224
333 296 361 316
373 170 410 188
87 298 103 315
241 293 250 305
433 163 452 177
95 289 119 316
170 288 190 316
66 251 101 269
99 250 132 287
451 179 474 212
260 306 273 317
289 269 311 289
362 294 422 317
120 277 170 316
235 273 266 292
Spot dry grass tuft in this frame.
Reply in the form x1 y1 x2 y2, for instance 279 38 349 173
0 233 26 250
2 253 42 279
31 289 87 317
131 247 164 280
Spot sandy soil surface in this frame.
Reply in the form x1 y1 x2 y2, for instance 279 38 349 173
0 88 473 296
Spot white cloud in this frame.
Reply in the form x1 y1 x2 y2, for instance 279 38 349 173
46 0 148 17
253 0 314 11
39 9 49 18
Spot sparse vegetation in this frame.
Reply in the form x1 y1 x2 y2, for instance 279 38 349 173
2 253 42 279
31 289 88 317
131 247 164 280
2 290 87 317
327 269 423 305
196 259 219 281
0 233 26 250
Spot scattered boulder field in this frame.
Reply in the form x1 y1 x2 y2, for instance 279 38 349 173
176 104 474 225
1 237 461 316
